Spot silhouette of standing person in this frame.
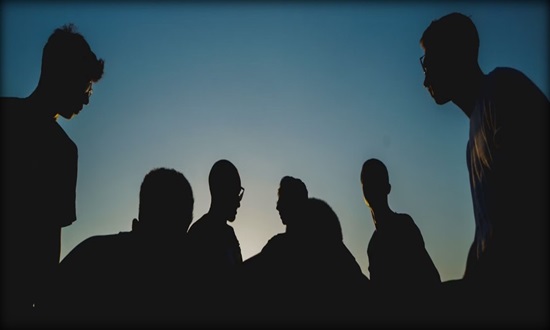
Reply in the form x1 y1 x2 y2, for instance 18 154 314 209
360 158 440 322
240 176 309 322
186 159 244 322
1 23 104 324
50 168 194 325
244 176 308 269
420 13 549 324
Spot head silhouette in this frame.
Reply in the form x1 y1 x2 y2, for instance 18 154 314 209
420 13 479 105
276 176 308 227
360 158 391 210
134 168 194 238
305 198 343 242
209 159 243 222
38 23 105 119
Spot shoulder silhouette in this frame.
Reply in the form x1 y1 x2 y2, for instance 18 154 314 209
186 159 244 323
48 168 193 325
242 177 369 325
187 159 244 271
420 12 549 324
361 158 440 322
1 23 104 325
241 176 309 317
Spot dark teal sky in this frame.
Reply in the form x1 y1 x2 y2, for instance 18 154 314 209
2 1 548 281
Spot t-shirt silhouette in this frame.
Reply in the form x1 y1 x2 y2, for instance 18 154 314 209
367 213 440 290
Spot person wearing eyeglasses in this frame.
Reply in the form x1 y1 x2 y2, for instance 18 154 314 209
186 159 244 322
420 13 548 324
1 23 104 324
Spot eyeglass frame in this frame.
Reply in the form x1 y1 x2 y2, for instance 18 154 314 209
420 55 427 74
238 187 245 201
85 81 93 97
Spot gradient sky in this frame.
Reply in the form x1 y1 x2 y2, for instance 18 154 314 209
1 1 548 282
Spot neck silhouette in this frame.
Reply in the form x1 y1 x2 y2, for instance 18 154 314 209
207 203 230 224
369 198 394 230
29 88 59 118
452 64 485 118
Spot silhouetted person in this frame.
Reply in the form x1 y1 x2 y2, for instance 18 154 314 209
244 176 308 269
276 176 309 233
361 158 440 322
240 176 309 322
243 175 368 325
420 13 549 324
1 24 104 325
49 168 193 325
186 159 244 322
295 197 369 324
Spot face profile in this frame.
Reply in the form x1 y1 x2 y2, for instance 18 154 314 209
276 176 308 227
276 186 291 225
420 13 481 107
56 78 94 119
38 23 104 120
420 52 456 105
360 158 390 209
227 186 244 222
208 159 243 222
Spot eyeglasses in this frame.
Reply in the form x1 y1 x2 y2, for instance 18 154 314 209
420 55 427 74
238 187 245 201
85 81 93 97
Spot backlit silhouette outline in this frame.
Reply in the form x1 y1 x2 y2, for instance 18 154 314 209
1 23 104 325
420 12 549 324
361 158 440 322
50 168 193 325
186 159 244 322
243 177 369 324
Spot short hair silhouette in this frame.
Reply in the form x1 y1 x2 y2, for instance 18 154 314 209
277 176 308 226
0 23 104 323
209 159 241 198
137 167 194 234
361 158 389 186
361 158 391 207
420 13 479 64
41 23 104 84
279 176 308 201
420 12 549 324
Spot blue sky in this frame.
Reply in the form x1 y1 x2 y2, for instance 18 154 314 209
1 1 548 282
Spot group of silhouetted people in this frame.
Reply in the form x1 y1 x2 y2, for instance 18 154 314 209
1 12 548 327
